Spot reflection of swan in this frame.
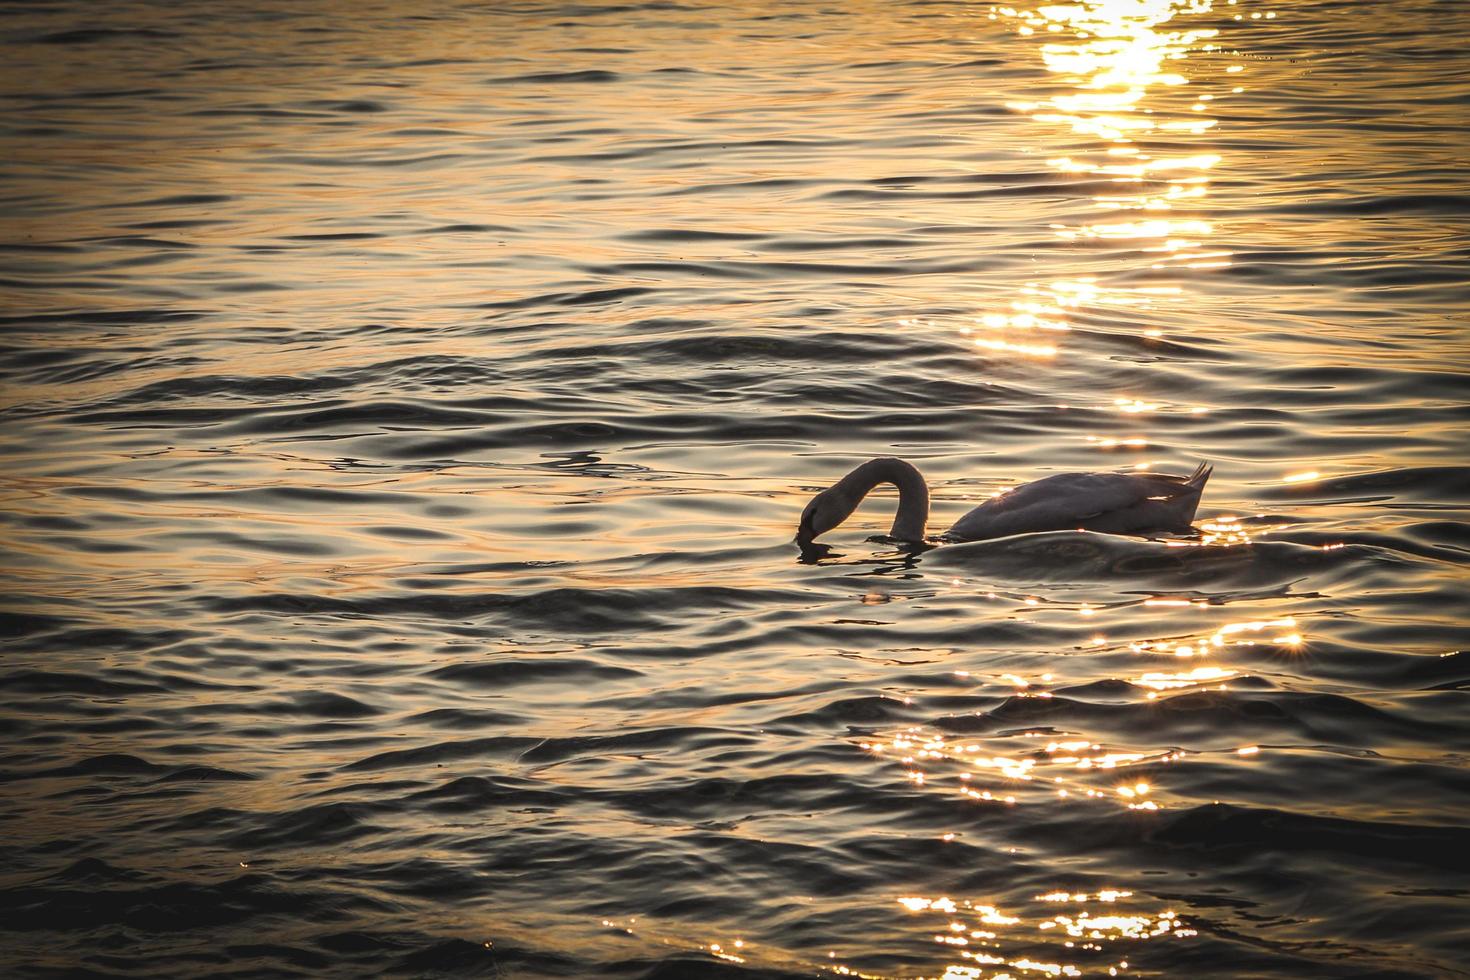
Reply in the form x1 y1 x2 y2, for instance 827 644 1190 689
796 457 1212 545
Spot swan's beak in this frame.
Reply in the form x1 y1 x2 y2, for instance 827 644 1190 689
795 514 815 545
796 494 819 545
797 489 837 545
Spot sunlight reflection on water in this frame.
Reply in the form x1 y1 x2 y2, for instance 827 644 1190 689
961 0 1232 377
856 4 1295 973
893 891 1194 979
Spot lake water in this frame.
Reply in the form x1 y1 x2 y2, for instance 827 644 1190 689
2 0 1468 977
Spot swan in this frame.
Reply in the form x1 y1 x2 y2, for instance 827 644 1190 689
795 457 1212 546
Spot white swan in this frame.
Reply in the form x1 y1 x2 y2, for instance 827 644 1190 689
795 457 1212 545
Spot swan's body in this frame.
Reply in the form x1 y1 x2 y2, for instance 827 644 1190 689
796 457 1211 545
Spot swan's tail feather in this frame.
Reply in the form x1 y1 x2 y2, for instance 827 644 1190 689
1173 461 1212 528
1152 462 1211 498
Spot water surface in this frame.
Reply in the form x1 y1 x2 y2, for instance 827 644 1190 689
2 0 1468 977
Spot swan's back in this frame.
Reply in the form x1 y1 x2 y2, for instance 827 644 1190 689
945 463 1211 542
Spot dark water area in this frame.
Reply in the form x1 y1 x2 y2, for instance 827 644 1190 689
2 0 1468 977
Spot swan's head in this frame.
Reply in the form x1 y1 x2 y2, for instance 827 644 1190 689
796 487 855 545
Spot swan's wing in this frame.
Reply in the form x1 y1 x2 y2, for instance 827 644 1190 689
947 471 1198 541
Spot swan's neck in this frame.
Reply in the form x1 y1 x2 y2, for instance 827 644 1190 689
838 457 929 540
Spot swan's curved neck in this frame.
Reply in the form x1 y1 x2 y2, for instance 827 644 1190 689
837 457 930 540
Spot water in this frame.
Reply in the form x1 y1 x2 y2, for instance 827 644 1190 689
2 0 1468 976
